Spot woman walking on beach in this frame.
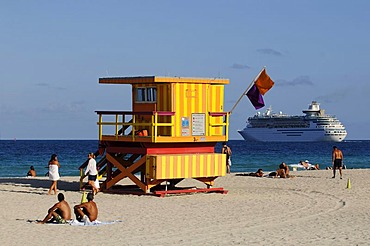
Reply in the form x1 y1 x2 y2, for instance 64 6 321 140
48 154 60 195
84 153 99 195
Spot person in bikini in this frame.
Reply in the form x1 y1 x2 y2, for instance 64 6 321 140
332 146 344 179
37 193 71 224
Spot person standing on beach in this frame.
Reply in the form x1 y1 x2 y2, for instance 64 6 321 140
84 152 99 195
222 142 232 174
332 146 344 179
37 193 71 224
74 192 98 223
48 154 60 195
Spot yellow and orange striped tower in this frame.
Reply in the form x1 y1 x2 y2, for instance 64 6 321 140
80 76 230 196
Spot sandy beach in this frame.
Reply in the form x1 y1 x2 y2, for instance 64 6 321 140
1 169 369 245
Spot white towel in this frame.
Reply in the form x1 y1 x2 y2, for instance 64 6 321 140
69 219 121 226
48 165 60 181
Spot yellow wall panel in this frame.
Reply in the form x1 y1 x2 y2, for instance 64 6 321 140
132 81 225 139
146 153 226 179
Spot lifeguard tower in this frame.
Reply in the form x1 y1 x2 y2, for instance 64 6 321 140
80 76 230 196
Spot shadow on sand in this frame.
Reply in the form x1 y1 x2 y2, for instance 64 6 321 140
0 177 81 193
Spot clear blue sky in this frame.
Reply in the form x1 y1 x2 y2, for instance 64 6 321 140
1 1 369 140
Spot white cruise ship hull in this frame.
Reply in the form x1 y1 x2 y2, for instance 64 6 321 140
238 127 346 142
238 101 347 142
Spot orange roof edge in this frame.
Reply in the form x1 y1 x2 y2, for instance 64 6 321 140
99 76 229 84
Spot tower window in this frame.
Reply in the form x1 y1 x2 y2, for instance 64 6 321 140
136 87 156 102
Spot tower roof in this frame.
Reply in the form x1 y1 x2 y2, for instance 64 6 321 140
99 76 229 85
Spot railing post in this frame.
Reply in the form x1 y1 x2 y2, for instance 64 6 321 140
154 112 158 142
115 114 119 137
151 114 155 142
98 114 103 140
208 113 211 137
122 113 125 135
225 113 229 140
171 114 175 137
132 114 136 141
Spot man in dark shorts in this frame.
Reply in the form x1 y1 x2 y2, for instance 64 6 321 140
74 192 98 224
332 146 344 179
37 193 71 224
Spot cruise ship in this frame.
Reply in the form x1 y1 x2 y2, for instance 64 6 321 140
238 101 347 142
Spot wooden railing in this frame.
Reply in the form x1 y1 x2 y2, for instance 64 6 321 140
95 110 229 142
96 111 175 142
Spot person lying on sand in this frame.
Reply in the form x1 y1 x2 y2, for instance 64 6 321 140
299 160 319 170
37 193 71 224
74 192 98 223
247 169 264 177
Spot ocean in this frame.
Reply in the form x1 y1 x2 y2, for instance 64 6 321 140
0 140 369 177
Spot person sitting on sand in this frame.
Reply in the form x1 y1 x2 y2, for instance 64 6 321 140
276 162 290 178
74 192 98 223
27 166 36 177
37 193 71 224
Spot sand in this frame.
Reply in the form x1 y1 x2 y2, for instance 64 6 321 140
0 169 369 245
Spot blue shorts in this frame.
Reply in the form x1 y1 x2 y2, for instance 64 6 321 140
88 175 97 181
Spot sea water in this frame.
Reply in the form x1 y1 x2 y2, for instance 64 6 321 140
0 140 369 177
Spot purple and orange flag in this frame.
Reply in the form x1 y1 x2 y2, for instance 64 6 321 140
246 68 274 109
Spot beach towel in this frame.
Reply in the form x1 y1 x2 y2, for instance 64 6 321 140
289 163 315 170
48 165 60 181
27 219 120 226
69 219 121 226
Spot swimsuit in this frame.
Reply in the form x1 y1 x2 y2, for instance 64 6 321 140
88 175 97 181
334 159 342 168
55 214 67 224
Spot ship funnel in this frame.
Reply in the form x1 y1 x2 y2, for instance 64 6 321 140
308 101 320 111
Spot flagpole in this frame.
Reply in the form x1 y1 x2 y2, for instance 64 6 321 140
229 67 266 114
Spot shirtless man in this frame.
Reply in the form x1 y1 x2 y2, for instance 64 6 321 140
332 146 344 179
37 193 71 224
74 192 98 223
222 142 232 174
